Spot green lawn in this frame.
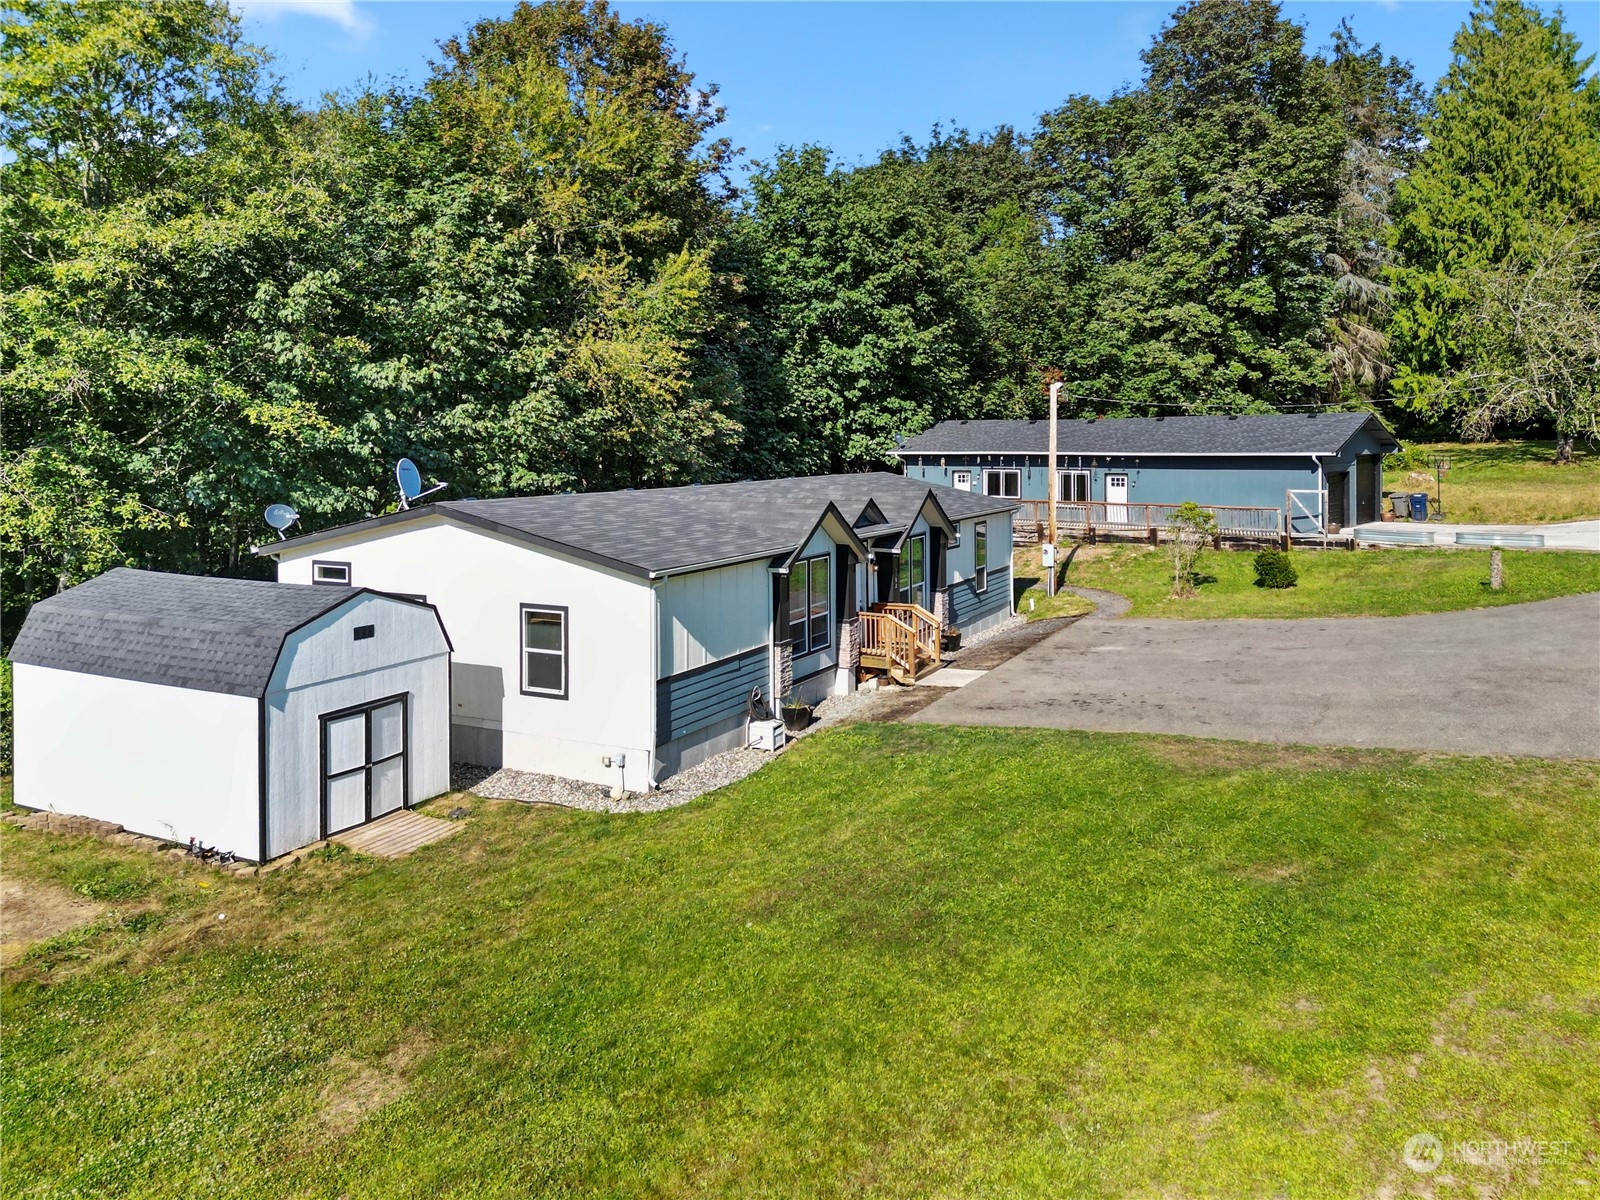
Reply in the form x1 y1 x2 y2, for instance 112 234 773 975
1062 543 1600 619
5 727 1598 1198
1388 440 1600 524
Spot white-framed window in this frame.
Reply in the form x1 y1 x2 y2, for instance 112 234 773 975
952 470 972 492
983 469 1021 499
788 555 831 656
974 522 988 593
1056 470 1090 503
519 604 568 699
897 534 927 608
312 560 351 585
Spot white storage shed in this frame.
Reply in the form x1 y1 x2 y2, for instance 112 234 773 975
10 569 453 861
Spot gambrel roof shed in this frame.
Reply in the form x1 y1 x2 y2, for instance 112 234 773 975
9 568 452 696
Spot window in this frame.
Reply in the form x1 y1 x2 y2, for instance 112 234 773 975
897 534 927 608
1056 470 1090 503
312 560 351 585
787 556 831 656
974 522 988 593
520 605 568 698
983 469 1021 498
952 470 972 492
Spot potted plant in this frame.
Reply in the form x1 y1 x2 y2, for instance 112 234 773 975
779 693 813 733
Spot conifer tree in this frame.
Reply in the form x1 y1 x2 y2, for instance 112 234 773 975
1386 0 1600 416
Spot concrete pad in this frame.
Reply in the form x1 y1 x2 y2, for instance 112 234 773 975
912 592 1600 759
1352 519 1600 552
334 810 463 859
917 667 986 688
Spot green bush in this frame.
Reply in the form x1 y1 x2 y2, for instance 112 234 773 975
1253 549 1299 589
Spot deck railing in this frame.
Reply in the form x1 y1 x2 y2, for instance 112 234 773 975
858 609 917 675
1016 500 1285 542
874 601 942 663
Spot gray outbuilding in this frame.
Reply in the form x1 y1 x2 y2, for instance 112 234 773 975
10 569 452 861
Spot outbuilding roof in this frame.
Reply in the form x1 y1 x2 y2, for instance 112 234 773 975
256 472 1014 578
9 569 439 698
894 412 1399 457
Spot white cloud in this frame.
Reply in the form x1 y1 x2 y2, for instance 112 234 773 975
234 0 374 37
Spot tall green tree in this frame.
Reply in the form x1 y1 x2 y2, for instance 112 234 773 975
739 145 988 471
1386 0 1600 418
1322 21 1425 403
1034 0 1347 414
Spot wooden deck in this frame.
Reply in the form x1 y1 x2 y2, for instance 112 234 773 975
859 601 944 684
334 809 463 859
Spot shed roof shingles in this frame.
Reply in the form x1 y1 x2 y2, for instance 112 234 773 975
9 569 362 697
895 412 1397 457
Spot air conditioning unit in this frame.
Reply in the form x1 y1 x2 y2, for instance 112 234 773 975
747 718 786 752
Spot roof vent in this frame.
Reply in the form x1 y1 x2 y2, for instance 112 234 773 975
1307 412 1318 418
1227 414 1238 420
1155 416 1165 421
959 419 969 425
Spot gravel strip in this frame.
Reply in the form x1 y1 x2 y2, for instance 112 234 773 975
448 683 905 815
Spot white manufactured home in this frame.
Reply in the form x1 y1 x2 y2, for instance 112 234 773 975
257 473 1016 792
10 569 452 861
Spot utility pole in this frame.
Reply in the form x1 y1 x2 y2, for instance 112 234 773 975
1047 381 1062 596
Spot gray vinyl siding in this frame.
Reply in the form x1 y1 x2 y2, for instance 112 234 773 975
950 565 1012 629
655 646 768 744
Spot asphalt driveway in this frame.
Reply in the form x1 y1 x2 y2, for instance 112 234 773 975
911 592 1600 758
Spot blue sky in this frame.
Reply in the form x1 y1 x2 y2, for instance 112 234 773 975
235 1 1595 174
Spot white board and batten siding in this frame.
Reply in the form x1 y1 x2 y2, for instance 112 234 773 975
657 559 771 678
263 592 452 859
13 665 261 854
274 517 659 793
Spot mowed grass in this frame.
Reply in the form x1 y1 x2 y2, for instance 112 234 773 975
1063 543 1600 619
1390 440 1600 524
5 727 1599 1199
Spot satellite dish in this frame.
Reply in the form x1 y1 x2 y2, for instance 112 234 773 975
264 503 300 540
395 457 447 510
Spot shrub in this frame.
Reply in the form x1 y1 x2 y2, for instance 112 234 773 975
1165 502 1218 598
1254 549 1299 589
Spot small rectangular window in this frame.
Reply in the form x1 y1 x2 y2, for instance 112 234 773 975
520 605 568 698
975 522 988 593
312 561 351 586
353 624 375 641
807 555 830 650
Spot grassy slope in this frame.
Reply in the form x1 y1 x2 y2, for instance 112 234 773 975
1063 544 1600 619
5 726 1598 1199
1390 441 1600 524
1011 543 1097 620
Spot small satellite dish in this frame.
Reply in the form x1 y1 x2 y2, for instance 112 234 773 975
264 503 300 540
395 457 447 510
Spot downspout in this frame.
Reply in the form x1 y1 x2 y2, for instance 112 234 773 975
649 575 665 788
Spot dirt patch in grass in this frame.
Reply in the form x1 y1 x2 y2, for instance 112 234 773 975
1143 738 1397 777
318 1030 434 1137
0 877 103 966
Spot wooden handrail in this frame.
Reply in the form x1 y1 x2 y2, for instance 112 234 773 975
859 610 917 673
873 602 941 661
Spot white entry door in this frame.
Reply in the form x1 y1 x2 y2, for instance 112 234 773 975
952 470 972 491
1105 474 1129 523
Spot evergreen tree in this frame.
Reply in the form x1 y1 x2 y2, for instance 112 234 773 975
1386 0 1600 416
1034 0 1346 413
1323 21 1425 403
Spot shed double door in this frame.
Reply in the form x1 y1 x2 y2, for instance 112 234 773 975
321 695 408 836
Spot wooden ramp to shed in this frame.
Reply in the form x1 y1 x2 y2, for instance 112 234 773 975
334 810 462 859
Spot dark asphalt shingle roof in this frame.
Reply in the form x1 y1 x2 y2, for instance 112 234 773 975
10 568 367 697
895 412 1398 457
259 472 1014 577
